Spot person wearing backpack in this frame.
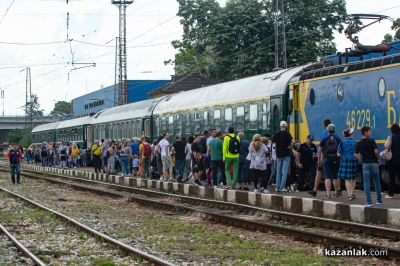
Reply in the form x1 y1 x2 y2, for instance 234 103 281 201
172 134 187 182
273 121 293 192
8 144 22 184
223 127 240 189
319 124 342 198
139 136 152 178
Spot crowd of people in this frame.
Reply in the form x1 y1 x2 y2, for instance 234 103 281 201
6 118 400 207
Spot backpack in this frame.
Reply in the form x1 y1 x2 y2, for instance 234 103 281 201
143 143 152 157
228 135 240 154
325 136 339 163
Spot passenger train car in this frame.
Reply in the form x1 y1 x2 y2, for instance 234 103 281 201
32 52 399 156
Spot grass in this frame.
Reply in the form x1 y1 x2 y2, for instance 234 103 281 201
132 217 342 265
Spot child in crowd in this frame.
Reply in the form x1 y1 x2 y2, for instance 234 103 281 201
132 155 139 176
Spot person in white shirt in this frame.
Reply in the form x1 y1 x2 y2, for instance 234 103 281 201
159 133 172 180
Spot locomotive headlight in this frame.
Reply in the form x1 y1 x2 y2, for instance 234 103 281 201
378 78 386 98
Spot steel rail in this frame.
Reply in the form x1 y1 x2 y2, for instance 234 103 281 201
0 186 175 266
19 168 400 241
0 223 47 266
8 171 400 260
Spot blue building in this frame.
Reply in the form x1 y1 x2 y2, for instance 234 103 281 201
72 80 169 117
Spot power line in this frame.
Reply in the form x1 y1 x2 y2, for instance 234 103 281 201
0 0 16 26
0 40 65 46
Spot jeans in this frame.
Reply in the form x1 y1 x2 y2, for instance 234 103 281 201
72 157 78 167
238 160 250 184
276 156 291 190
225 157 239 187
107 156 115 174
120 156 130 175
175 159 185 179
211 160 225 186
10 164 20 184
184 159 191 178
142 157 151 178
362 163 382 205
388 166 400 196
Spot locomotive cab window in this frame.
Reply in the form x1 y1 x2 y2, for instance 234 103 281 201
310 88 316 105
378 78 386 98
337 84 344 102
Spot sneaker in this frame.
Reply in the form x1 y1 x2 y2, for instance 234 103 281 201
308 190 317 197
376 201 383 206
385 195 393 199
365 204 373 207
281 188 288 193
254 189 259 193
275 187 280 192
263 189 270 194
324 195 331 199
194 180 202 186
159 177 164 181
225 185 231 190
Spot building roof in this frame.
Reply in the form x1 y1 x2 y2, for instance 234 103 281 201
148 73 210 96
153 66 308 115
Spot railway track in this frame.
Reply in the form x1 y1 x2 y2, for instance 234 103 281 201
6 168 400 260
0 185 175 266
0 222 45 266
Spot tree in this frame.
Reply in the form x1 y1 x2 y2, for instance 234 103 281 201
169 0 347 82
382 33 393 44
7 128 32 147
50 101 72 115
22 94 44 118
391 18 400 40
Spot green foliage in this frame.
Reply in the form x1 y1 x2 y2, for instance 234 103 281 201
50 101 72 115
169 0 347 82
391 18 400 40
7 128 32 146
382 33 393 44
22 94 44 118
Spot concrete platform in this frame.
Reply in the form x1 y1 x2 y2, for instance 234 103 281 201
15 163 400 226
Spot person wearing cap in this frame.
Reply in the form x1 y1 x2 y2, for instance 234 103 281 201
319 124 342 198
296 134 317 191
273 121 293 192
337 129 358 200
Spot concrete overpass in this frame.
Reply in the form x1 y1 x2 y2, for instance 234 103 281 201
0 116 60 143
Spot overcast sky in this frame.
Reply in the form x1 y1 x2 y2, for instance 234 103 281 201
0 0 399 116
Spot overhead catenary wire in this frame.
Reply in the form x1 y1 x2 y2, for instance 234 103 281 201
0 0 16 26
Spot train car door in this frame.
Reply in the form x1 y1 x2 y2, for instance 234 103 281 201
270 96 281 134
290 83 301 141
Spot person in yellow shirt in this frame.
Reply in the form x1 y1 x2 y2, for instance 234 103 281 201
223 127 240 189
91 140 102 173
71 144 80 168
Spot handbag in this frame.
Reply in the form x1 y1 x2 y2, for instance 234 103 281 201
380 148 392 161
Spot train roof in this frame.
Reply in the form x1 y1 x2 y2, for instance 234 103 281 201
92 98 160 124
153 65 308 114
31 121 62 133
56 116 93 129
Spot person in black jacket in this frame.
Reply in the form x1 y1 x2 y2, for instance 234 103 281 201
384 123 400 198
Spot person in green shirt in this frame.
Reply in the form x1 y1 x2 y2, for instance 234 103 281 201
208 131 226 186
223 127 240 189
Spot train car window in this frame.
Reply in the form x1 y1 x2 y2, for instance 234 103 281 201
249 104 258 129
313 71 322 78
225 107 232 129
214 109 221 130
203 111 210 131
321 69 329 76
262 102 269 130
310 88 315 105
364 60 373 69
168 116 174 133
109 125 113 140
113 124 117 140
137 120 141 137
194 112 200 133
144 119 151 137
378 78 386 98
161 117 167 135
236 106 245 131
185 113 191 134
176 114 183 134
337 84 344 102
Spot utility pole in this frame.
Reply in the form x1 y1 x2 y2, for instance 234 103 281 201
1 89 4 116
24 67 31 129
112 0 133 106
274 0 279 70
114 37 119 107
281 0 287 69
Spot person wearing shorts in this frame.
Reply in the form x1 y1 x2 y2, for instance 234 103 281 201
159 133 173 181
